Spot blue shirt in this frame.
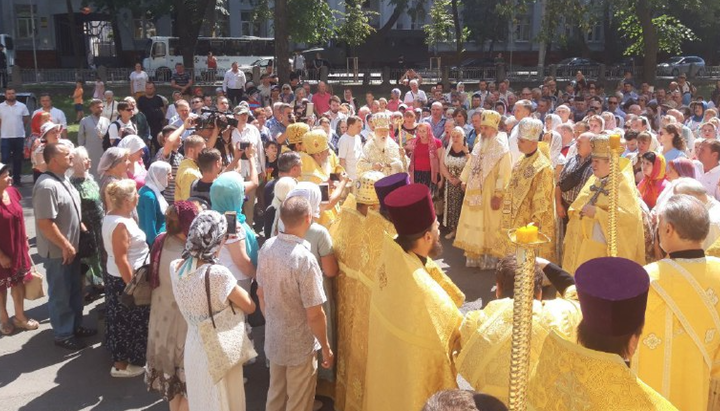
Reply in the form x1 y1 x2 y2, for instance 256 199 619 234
137 186 166 245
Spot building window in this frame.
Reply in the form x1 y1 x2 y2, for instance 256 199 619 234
240 11 261 36
15 4 39 39
133 19 157 40
585 24 602 43
514 14 531 42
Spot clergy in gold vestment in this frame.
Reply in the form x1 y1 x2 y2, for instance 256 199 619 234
562 134 646 274
454 110 512 269
356 113 407 177
528 257 677 411
494 118 557 263
456 256 581 405
635 195 720 411
331 171 388 411
364 184 464 411
299 129 347 228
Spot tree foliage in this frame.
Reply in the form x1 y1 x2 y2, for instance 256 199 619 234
462 0 509 50
423 0 467 55
336 3 378 48
617 11 698 56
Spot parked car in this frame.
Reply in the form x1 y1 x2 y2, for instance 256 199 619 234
451 58 495 70
556 57 600 67
657 56 706 76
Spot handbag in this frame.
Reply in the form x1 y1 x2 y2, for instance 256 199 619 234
24 258 45 301
120 256 152 308
247 279 265 327
198 265 257 384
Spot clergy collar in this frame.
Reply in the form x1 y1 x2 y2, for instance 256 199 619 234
414 253 429 265
668 249 705 259
524 149 537 158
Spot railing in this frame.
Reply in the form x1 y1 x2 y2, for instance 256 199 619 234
8 64 720 87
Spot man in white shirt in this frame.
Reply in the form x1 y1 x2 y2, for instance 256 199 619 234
223 62 247 106
231 105 265 227
403 79 428 106
293 51 306 79
696 139 720 201
0 88 30 185
34 93 68 138
673 177 720 249
337 116 363 180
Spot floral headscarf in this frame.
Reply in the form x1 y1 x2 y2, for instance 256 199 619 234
179 210 227 277
150 200 199 288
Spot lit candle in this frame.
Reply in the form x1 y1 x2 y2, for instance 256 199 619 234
516 224 538 244
609 134 622 150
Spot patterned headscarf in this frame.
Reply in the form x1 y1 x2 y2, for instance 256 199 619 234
149 200 200 288
180 210 227 272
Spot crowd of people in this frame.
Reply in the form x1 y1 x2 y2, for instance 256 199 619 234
0 64 720 411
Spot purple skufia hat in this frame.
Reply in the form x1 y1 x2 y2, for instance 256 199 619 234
385 184 436 236
575 257 650 337
374 172 410 212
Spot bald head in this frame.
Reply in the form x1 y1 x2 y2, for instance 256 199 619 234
673 177 710 203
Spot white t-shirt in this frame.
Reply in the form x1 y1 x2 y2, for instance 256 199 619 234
403 90 427 105
218 230 251 281
101 100 118 122
699 164 720 201
108 119 137 142
32 107 67 129
129 70 149 94
0 101 29 138
231 124 265 178
337 133 362 180
102 215 149 278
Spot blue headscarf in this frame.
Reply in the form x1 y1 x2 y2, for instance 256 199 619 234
209 171 259 266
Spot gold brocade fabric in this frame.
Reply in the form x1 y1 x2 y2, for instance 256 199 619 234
465 134 509 206
454 138 512 258
330 206 390 411
300 151 345 228
707 237 720 258
562 158 645 274
528 332 678 411
355 136 406 176
363 234 463 411
456 298 581 404
494 150 557 263
635 258 720 411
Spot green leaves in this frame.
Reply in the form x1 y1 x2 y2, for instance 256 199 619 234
336 4 378 47
616 9 699 56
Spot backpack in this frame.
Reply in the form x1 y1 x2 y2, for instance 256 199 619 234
103 120 122 151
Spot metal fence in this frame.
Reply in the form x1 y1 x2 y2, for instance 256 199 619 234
8 64 720 87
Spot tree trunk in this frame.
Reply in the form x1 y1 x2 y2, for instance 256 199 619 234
450 0 462 63
636 0 657 83
377 0 409 37
65 0 84 69
601 0 616 64
275 0 290 84
176 0 216 72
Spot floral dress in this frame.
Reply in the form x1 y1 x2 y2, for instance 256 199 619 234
71 176 105 286
443 147 468 231
0 188 31 289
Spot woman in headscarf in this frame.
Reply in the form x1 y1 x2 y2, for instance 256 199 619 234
653 157 699 213
210 172 258 290
686 101 706 136
98 147 131 212
170 211 256 411
70 146 105 299
439 126 469 240
138 161 172 246
266 176 298 238
542 113 567 175
285 182 338 395
118 134 148 189
146 201 200 411
637 151 668 210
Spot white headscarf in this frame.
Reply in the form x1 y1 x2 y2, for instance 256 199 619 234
144 161 171 213
287 182 321 218
117 134 146 156
270 177 298 237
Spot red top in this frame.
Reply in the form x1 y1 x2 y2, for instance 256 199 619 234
0 187 31 287
207 56 218 69
413 138 442 171
312 92 332 115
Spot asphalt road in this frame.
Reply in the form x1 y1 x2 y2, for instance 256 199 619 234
0 178 494 411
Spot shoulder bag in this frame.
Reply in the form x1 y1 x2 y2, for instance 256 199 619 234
24 257 45 301
198 264 257 384
120 255 152 308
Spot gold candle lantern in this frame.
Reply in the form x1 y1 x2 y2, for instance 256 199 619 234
607 134 623 257
507 226 551 411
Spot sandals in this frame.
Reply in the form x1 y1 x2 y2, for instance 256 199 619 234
0 322 14 335
12 317 39 331
54 337 87 351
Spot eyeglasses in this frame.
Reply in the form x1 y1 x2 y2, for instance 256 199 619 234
192 100 202 104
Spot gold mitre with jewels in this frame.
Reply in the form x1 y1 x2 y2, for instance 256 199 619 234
371 113 392 130
303 129 330 155
355 171 385 205
480 110 501 131
590 134 611 159
517 117 544 141
287 122 310 145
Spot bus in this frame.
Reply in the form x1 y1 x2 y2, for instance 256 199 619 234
0 34 15 73
142 36 274 81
